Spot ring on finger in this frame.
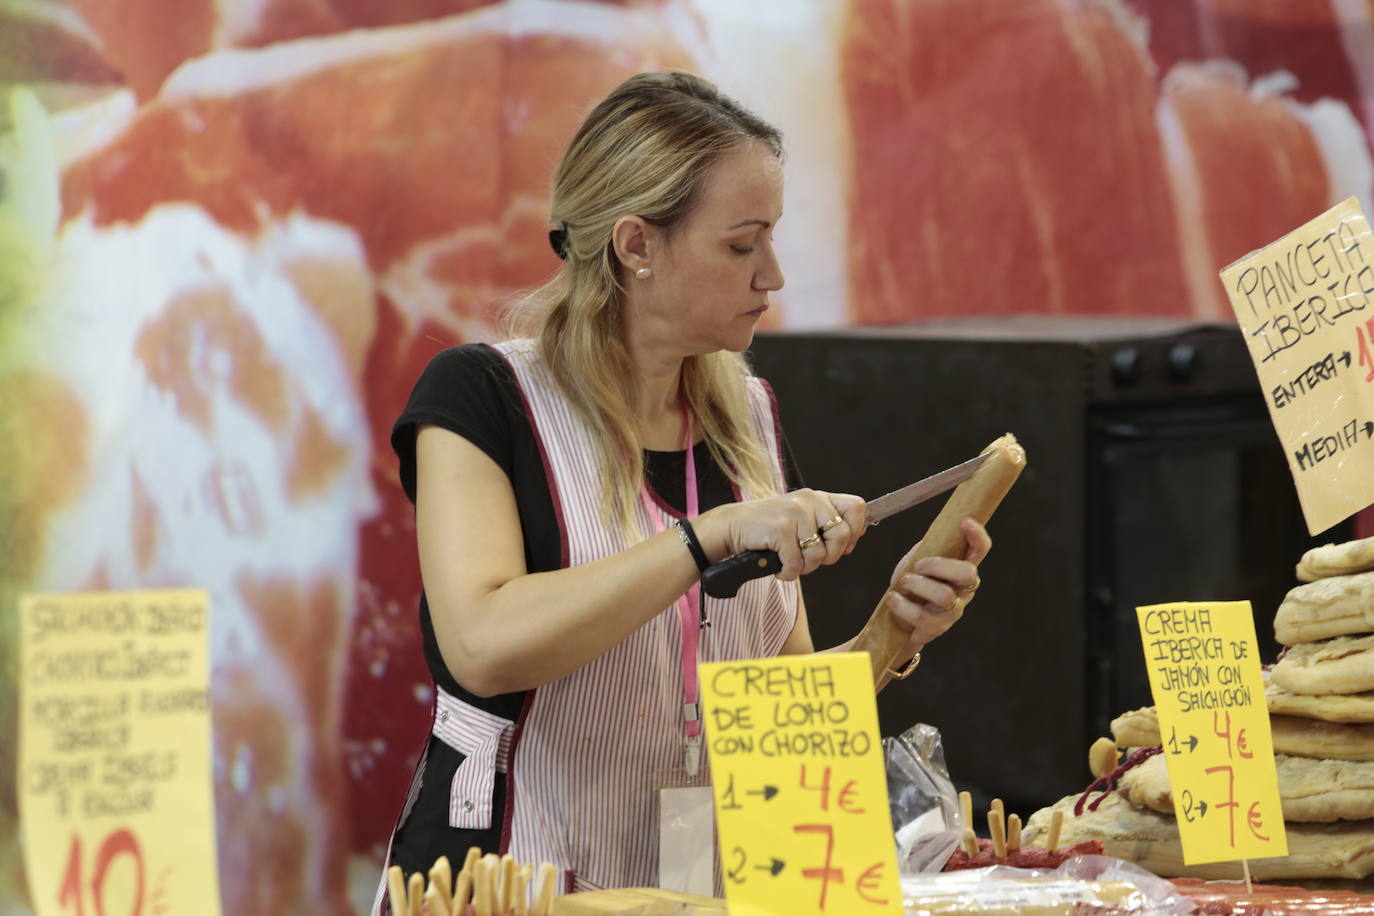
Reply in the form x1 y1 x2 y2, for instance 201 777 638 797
818 515 844 535
798 532 823 549
955 574 982 594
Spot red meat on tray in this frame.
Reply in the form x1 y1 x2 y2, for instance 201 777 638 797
943 836 1106 871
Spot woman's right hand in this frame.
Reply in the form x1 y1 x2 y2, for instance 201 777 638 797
694 488 868 580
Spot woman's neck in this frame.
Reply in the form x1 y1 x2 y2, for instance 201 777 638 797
629 341 689 450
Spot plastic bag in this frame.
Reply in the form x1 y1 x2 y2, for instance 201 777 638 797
899 855 1198 915
884 722 963 874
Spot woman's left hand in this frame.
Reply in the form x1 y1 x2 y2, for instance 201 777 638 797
882 518 992 661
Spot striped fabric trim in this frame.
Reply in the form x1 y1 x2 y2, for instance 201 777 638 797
431 686 515 830
397 744 428 836
499 690 536 852
494 340 798 892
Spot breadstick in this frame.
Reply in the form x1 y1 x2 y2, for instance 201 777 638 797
425 881 453 916
957 791 977 855
532 862 558 916
1007 814 1022 853
854 434 1027 690
474 855 499 916
514 864 532 916
987 809 1007 859
500 854 517 912
430 856 453 903
408 872 424 916
453 869 473 915
960 827 978 858
1046 808 1064 852
387 866 407 916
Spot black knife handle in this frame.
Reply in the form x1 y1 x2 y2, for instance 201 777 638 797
701 549 783 598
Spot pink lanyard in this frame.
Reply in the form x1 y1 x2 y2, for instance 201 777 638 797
638 408 704 775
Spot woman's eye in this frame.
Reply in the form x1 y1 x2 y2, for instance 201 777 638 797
730 244 755 254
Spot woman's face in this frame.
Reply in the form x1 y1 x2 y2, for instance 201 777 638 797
641 140 785 355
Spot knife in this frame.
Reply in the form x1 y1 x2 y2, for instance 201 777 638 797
699 452 990 599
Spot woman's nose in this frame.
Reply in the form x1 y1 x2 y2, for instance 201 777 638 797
754 247 785 292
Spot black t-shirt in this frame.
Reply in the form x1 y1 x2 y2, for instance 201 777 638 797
387 343 801 869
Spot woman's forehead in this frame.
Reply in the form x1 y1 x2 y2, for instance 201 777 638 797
693 143 784 226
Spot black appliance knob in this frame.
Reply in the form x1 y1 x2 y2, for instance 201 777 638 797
1167 343 1199 381
1110 347 1141 386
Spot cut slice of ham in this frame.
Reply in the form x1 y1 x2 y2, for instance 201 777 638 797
1124 0 1364 113
840 0 1191 322
15 202 375 915
0 1 122 86
942 837 1105 871
60 0 658 102
50 0 700 880
1155 60 1366 319
61 0 505 99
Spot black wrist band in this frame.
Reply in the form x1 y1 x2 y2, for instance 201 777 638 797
675 518 710 573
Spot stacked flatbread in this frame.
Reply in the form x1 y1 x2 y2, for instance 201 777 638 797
1024 536 1374 881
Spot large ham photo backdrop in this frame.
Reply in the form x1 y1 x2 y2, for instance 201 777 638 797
3 0 1374 912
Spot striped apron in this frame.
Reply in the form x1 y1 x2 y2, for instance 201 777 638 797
374 339 797 910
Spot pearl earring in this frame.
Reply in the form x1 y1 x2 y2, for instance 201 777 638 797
635 266 652 280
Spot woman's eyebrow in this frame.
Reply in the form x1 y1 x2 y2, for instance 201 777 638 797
726 218 772 230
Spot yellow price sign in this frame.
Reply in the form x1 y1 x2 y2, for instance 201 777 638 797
1136 602 1287 865
1218 196 1374 535
18 589 222 916
698 652 901 916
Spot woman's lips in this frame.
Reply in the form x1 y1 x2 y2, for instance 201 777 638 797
746 303 769 316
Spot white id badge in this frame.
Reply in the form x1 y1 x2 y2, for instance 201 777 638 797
655 770 715 896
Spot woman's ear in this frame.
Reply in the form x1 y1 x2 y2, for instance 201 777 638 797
611 216 653 273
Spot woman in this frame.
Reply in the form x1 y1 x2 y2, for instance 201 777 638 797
377 71 991 901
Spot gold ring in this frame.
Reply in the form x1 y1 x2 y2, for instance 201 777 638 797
956 574 982 594
818 515 844 534
798 533 822 549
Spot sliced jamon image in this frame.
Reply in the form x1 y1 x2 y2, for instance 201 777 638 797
841 0 1191 321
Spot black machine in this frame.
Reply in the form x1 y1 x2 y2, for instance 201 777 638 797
747 316 1353 813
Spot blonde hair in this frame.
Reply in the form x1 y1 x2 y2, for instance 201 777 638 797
506 72 785 533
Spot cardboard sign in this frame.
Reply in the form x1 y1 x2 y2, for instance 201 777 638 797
699 652 901 916
19 589 222 916
1136 602 1287 865
1218 196 1374 535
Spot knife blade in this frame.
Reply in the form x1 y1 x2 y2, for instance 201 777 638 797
699 452 989 599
